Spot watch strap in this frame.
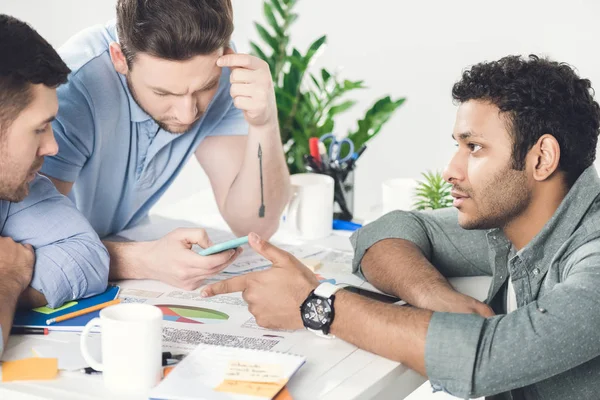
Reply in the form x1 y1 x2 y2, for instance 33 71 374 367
314 282 343 298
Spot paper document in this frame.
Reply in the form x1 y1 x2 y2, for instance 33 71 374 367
117 280 299 355
150 343 305 400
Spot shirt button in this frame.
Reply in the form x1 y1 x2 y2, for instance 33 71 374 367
537 307 546 313
533 268 540 276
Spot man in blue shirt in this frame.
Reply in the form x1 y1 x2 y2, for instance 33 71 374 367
42 0 291 290
0 15 109 354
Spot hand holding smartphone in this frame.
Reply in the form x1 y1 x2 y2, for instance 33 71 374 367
194 236 249 256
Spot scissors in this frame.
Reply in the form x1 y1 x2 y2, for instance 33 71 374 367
319 133 355 164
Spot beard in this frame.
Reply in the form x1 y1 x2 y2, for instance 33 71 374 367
455 164 531 230
0 157 44 203
125 75 200 134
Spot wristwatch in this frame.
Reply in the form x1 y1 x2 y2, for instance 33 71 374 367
300 282 343 338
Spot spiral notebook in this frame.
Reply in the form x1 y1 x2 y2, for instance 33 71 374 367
150 343 306 400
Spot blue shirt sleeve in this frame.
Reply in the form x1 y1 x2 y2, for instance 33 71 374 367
208 98 249 137
2 175 109 308
41 75 95 183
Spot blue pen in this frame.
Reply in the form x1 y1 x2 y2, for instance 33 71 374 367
332 219 362 231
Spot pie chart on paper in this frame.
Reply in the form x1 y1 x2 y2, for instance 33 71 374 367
157 304 229 324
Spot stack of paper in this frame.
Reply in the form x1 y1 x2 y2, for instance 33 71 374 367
150 344 305 400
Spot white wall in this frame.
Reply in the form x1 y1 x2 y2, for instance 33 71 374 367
4 0 600 217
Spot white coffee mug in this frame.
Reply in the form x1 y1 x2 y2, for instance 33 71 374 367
382 178 418 214
282 173 334 240
80 303 163 395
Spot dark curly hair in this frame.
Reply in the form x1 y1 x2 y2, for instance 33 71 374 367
0 14 70 134
452 54 600 186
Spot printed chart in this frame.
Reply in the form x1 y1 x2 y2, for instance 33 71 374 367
157 304 229 324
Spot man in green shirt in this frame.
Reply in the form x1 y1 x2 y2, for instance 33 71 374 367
203 55 600 399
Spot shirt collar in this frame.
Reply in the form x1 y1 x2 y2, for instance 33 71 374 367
512 166 600 271
117 74 153 123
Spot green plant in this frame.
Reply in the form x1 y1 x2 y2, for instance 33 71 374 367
251 0 406 174
413 171 453 210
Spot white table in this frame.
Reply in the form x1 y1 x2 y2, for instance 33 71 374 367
0 190 492 399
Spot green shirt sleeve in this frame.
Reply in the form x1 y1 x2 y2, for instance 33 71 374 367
350 208 492 280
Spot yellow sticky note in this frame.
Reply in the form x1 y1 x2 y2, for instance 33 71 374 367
225 360 283 383
2 357 58 382
33 301 78 315
215 379 288 398
274 387 294 400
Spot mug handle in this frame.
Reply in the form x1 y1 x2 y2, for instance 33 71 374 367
283 187 301 234
80 317 104 371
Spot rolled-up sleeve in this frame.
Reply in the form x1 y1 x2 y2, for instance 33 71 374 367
2 176 109 308
350 208 491 280
425 239 600 398
208 98 249 137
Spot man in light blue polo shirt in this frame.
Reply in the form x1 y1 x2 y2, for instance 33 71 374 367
42 0 291 290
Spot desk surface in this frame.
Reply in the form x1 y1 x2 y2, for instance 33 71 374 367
0 192 492 400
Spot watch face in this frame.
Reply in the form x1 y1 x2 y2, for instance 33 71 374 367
301 297 332 330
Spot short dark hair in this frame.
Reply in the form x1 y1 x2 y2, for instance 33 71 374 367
452 54 600 186
0 14 70 133
116 0 234 65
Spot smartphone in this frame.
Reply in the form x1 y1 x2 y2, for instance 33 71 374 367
343 285 403 304
195 236 249 256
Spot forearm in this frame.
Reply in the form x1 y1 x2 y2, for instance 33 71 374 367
105 240 150 280
31 239 110 308
331 290 431 375
223 121 290 238
362 239 458 309
0 282 23 349
18 287 48 309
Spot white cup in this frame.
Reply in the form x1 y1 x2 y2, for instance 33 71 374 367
281 173 334 240
382 178 418 214
80 303 163 395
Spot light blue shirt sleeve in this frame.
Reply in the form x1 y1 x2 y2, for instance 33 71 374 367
2 175 109 308
42 75 95 183
208 93 249 137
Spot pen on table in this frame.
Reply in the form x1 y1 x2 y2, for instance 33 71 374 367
80 367 102 375
162 351 185 365
10 327 49 335
80 352 185 375
46 298 121 325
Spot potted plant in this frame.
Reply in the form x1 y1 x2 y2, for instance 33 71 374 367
413 171 453 210
251 0 405 174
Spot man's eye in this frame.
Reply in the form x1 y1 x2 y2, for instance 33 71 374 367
468 143 482 152
35 125 48 134
154 92 168 97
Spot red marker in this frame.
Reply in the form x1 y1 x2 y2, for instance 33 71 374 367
309 137 322 166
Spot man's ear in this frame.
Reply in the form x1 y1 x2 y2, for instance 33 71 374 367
529 134 560 181
109 42 129 75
